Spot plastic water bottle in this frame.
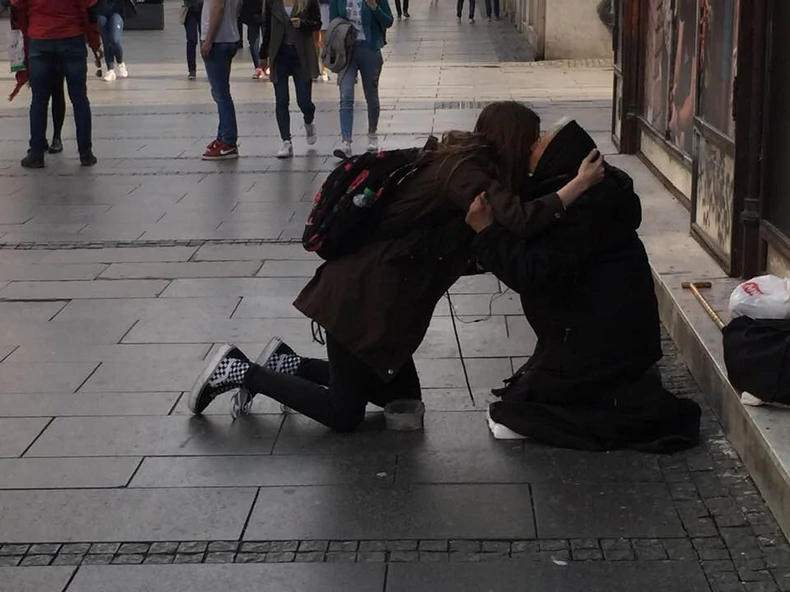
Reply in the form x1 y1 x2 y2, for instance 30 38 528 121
352 187 377 208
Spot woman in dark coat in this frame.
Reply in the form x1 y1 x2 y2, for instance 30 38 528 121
187 102 606 432
466 119 701 453
182 0 204 79
259 0 322 158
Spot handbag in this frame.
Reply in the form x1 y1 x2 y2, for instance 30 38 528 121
723 316 790 405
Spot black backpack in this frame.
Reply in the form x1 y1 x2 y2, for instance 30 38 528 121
303 144 433 260
723 316 790 405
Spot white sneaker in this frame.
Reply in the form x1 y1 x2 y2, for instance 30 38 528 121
117 63 129 78
103 69 117 82
276 140 293 159
367 134 379 153
340 140 353 158
320 71 330 82
305 123 317 146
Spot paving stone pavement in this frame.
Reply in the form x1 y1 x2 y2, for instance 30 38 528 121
0 2 787 592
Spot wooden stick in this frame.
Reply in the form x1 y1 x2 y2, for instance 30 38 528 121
681 281 725 330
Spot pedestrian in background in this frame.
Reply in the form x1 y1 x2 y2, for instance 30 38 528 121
330 0 393 157
10 0 102 168
240 0 267 79
457 0 475 22
201 0 242 160
484 0 499 21
314 0 330 81
393 0 408 19
182 0 203 79
97 0 136 81
260 0 321 158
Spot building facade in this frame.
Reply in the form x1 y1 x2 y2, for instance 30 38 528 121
613 0 790 279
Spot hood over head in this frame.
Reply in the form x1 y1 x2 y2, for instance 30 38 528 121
526 120 642 231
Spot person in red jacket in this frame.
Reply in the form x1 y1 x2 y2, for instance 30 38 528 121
10 0 102 169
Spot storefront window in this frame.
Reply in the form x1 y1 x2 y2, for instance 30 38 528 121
642 0 670 134
668 0 697 154
697 0 738 138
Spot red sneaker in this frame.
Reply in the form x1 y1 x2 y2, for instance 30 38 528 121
202 140 239 161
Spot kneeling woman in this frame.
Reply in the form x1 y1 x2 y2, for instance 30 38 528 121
188 102 605 432
260 0 322 158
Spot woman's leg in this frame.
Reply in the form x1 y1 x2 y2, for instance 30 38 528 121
110 13 125 66
98 15 112 69
247 23 261 69
185 11 199 75
291 53 316 126
356 45 383 137
457 0 464 18
394 0 403 17
338 48 360 143
243 335 417 432
50 71 66 145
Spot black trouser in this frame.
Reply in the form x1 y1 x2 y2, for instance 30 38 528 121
243 334 422 432
484 0 499 17
394 0 409 16
457 0 475 18
50 69 65 141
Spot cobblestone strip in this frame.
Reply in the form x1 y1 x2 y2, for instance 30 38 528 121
0 237 304 251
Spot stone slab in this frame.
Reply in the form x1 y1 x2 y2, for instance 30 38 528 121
256 260 322 277
7 344 211 363
532 482 685 539
26 415 281 457
244 484 535 540
99 261 262 279
232 296 311 319
0 280 169 300
0 362 98 393
273 412 515 455
40 247 198 264
0 418 50 457
79 360 208 393
159 278 306 298
0 567 76 592
0 301 66 322
0 392 180 417
0 488 257 542
193 244 319 261
52 297 239 323
415 357 512 388
0 263 107 281
130 454 397 488
0 457 140 489
385 561 709 592
0 320 134 348
66 564 385 592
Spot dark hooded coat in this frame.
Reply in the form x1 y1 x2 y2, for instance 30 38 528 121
474 120 701 453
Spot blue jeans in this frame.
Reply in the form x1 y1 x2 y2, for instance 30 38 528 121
98 13 124 69
28 36 92 156
273 44 315 141
338 42 383 141
184 9 201 73
246 23 265 69
203 42 239 145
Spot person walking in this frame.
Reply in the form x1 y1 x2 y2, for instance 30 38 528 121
10 0 102 168
260 0 321 158
483 0 498 21
330 0 393 157
393 0 408 18
182 0 203 79
201 0 242 160
314 0 330 81
97 0 135 81
457 0 475 22
240 0 266 79
45 69 66 154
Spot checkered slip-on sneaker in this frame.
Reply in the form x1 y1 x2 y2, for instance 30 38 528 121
188 344 251 415
231 337 301 420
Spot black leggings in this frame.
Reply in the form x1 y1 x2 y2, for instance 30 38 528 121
243 334 422 432
50 70 66 141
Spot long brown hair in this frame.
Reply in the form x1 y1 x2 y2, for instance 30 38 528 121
431 101 541 196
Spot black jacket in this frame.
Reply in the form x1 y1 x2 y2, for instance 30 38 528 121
475 121 700 452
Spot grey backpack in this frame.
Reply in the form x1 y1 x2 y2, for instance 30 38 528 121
321 18 358 74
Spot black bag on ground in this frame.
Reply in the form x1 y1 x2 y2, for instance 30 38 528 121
723 315 790 404
303 144 432 260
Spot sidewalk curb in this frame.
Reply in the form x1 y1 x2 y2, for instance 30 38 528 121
653 270 790 540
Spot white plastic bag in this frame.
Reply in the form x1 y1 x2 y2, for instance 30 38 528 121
729 274 790 320
8 29 25 73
